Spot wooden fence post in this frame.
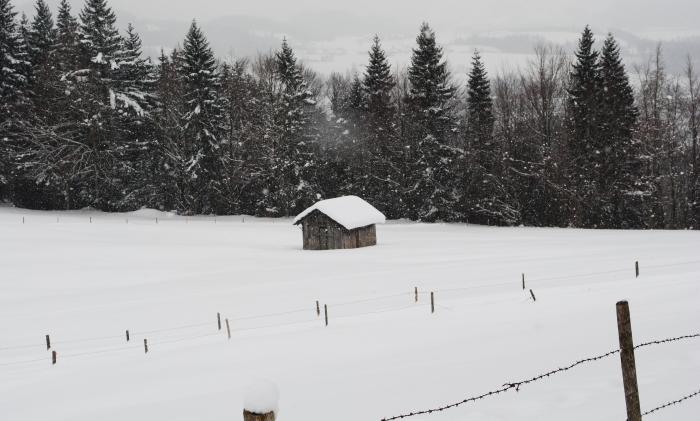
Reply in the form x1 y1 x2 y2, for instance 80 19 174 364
414 287 418 303
226 319 231 340
126 330 130 342
324 304 328 326
316 300 320 317
52 350 57 365
144 338 149 354
46 334 51 350
217 312 222 330
243 410 275 421
616 301 642 421
530 289 537 302
522 273 526 290
430 292 435 314
635 261 639 278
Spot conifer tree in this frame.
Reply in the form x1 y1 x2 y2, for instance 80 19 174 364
405 23 459 221
28 0 55 66
567 25 602 226
78 0 121 73
465 50 494 158
180 20 225 214
598 33 644 227
55 0 79 71
0 0 32 200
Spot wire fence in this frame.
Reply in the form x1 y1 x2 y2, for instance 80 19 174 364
380 334 700 421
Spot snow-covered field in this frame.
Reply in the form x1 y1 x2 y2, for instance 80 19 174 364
0 207 698 421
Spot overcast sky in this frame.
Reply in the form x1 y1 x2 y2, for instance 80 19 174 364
16 0 700 75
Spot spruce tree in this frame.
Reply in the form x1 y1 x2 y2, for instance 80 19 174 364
269 38 319 216
28 0 55 66
55 0 79 72
405 23 458 221
78 0 121 73
466 50 494 157
180 20 225 214
598 33 644 227
0 0 32 200
362 35 402 217
567 25 602 227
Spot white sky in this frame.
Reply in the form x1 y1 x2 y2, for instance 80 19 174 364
16 0 700 75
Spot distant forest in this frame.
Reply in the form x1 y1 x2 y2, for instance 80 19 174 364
1 0 699 229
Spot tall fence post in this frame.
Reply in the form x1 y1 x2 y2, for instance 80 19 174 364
226 318 231 340
414 287 418 303
635 261 640 278
430 292 435 314
316 300 320 317
616 301 642 421
46 334 51 350
51 350 57 365
522 273 526 290
243 410 275 421
144 338 149 354
126 330 130 342
217 312 222 331
324 304 328 327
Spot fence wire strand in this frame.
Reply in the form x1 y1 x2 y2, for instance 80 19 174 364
641 388 700 417
381 332 699 421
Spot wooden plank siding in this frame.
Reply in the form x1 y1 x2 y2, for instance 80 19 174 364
299 210 378 250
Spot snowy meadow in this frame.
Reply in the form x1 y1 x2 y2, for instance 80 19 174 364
0 207 698 421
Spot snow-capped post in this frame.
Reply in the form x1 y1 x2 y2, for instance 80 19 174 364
430 292 435 314
226 319 231 340
324 304 328 326
530 289 537 302
616 301 642 421
45 334 51 350
217 313 222 330
316 300 320 317
522 274 525 290
51 350 57 365
125 330 130 342
144 338 148 354
635 261 639 278
243 380 278 421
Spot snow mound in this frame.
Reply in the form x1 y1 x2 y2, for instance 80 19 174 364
293 196 386 230
126 208 176 218
243 380 279 414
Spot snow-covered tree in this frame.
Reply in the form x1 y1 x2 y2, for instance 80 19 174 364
27 0 55 66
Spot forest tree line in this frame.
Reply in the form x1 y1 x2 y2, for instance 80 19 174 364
1 0 699 229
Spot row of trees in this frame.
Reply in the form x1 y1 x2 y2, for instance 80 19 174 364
1 0 698 228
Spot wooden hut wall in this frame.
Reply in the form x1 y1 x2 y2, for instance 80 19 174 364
300 210 378 250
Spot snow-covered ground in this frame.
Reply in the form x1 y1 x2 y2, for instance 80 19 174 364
0 207 698 421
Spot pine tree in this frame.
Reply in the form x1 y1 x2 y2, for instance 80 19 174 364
362 35 402 217
180 20 225 214
567 25 603 227
268 38 319 216
465 50 494 158
597 33 644 227
0 0 32 200
406 23 456 143
78 0 121 74
405 23 458 221
55 0 79 72
28 0 55 66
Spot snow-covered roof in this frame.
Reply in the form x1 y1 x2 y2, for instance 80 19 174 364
293 196 386 230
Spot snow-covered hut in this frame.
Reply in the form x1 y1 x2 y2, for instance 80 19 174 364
293 196 386 250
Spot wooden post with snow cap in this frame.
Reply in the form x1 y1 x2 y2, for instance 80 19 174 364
616 301 642 421
243 380 278 421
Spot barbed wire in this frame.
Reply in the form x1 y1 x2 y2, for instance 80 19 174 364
381 332 699 421
641 388 700 417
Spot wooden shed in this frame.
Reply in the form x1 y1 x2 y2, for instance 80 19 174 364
293 196 386 250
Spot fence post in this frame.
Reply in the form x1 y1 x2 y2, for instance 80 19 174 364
217 312 222 330
522 273 525 290
46 334 51 350
243 410 275 421
616 301 642 421
52 350 57 365
430 292 435 314
530 289 537 302
226 318 231 340
324 304 328 326
415 287 418 303
144 338 149 354
126 330 130 342
635 261 639 278
316 300 320 317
